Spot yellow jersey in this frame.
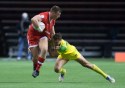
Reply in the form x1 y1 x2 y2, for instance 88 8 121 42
57 39 74 54
57 39 81 60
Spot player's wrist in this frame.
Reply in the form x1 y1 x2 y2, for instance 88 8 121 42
33 26 43 32
32 22 45 32
34 26 40 31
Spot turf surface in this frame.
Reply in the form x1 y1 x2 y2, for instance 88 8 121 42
0 58 125 88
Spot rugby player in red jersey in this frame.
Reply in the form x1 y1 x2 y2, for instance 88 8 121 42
27 5 61 78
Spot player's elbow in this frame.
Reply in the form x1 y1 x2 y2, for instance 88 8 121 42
31 17 36 23
31 15 41 23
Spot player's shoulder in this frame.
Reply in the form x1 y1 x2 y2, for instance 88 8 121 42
61 39 67 44
61 39 65 43
38 12 49 20
39 12 48 16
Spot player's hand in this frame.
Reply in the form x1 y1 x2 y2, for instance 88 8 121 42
55 46 60 49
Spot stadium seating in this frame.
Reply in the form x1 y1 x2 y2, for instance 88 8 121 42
0 0 125 57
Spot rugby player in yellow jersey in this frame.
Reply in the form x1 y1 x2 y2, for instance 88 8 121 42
52 33 115 83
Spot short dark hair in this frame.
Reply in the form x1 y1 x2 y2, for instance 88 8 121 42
53 33 62 40
50 5 61 13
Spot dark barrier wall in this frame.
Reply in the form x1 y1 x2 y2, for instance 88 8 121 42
0 0 125 57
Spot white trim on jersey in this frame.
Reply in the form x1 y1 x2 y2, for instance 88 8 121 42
38 61 43 65
40 36 48 40
29 45 38 48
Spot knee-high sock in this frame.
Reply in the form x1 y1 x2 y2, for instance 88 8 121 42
92 64 108 78
36 57 45 71
59 68 66 74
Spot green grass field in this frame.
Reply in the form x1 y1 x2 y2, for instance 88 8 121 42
0 58 125 88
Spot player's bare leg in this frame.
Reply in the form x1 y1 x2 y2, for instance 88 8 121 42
54 58 68 82
30 46 39 78
34 37 48 76
30 37 48 78
39 37 48 59
75 55 115 83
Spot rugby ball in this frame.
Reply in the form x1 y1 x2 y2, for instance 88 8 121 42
38 22 45 32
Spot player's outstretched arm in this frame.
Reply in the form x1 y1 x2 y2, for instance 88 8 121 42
31 15 41 29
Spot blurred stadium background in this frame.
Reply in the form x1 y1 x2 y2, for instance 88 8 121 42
0 0 125 58
0 1 125 88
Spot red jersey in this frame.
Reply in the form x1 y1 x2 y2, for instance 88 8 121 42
27 12 55 47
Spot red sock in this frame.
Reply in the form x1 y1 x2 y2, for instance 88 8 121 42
36 57 45 71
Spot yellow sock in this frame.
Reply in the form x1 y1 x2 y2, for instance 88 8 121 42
59 68 66 74
92 64 108 78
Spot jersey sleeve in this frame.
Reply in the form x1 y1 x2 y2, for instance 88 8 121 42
58 40 67 52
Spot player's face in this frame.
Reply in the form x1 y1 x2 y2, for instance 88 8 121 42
52 11 61 20
54 39 61 46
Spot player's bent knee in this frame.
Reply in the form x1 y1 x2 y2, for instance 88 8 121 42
54 67 60 73
41 48 48 56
